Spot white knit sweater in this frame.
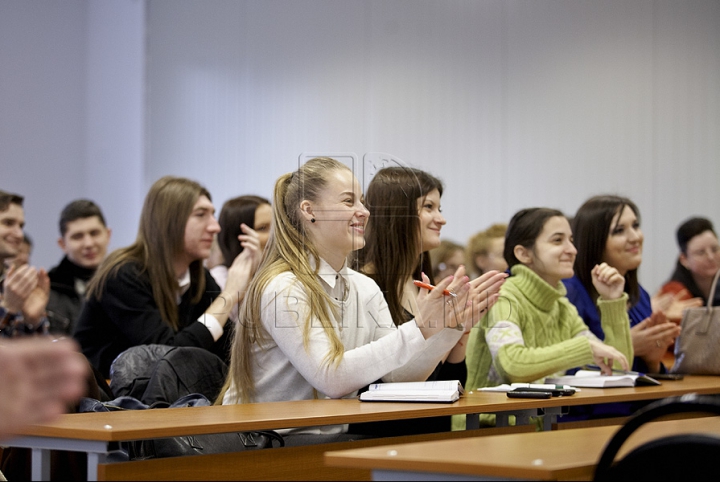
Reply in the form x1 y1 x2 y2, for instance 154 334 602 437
223 258 463 433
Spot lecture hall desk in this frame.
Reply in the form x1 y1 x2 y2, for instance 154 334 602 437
6 375 720 481
325 415 720 480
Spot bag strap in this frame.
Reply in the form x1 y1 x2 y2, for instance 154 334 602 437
706 268 720 310
692 269 720 335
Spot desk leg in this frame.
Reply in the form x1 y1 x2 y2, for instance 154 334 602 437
87 452 108 481
495 413 510 427
514 411 530 426
497 410 533 428
466 413 480 430
541 407 564 431
31 448 50 481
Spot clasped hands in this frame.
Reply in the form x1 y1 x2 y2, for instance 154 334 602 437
415 265 507 339
1 264 50 326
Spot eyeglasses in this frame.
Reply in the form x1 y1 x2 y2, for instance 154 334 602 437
688 245 720 259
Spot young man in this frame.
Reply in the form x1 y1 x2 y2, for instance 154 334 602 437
46 200 111 335
0 190 49 337
74 176 261 377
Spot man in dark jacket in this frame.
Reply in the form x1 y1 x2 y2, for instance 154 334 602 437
46 200 111 334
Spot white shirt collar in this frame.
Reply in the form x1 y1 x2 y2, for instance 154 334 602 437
177 269 191 300
310 256 349 290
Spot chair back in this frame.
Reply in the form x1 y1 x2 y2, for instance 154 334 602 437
595 394 720 481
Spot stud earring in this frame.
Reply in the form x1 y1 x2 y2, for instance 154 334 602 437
311 218 316 223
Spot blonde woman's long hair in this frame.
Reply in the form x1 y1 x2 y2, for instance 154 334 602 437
222 158 350 403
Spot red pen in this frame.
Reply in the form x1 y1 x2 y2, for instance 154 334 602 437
413 280 457 297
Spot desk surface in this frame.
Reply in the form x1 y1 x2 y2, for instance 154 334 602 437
325 416 720 480
11 375 720 442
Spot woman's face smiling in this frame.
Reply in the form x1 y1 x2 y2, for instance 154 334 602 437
305 169 369 271
417 189 446 253
524 216 577 287
603 205 643 276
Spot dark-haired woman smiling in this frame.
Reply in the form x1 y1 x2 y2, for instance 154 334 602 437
564 195 680 374
351 166 505 434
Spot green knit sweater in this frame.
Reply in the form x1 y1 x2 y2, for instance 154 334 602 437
465 264 633 390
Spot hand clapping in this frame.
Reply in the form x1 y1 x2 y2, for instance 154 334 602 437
2 264 50 325
414 265 507 337
415 267 471 338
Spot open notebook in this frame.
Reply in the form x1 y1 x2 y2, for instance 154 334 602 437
545 370 660 388
359 380 463 403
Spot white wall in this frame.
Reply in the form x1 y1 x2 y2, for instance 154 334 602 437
0 0 87 266
0 0 144 269
2 0 719 293
145 0 720 291
85 0 146 253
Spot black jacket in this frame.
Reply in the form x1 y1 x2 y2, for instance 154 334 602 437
73 262 231 378
47 256 95 335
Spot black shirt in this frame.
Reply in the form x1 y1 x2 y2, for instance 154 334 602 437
73 262 231 378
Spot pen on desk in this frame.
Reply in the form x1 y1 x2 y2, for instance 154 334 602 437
413 280 457 297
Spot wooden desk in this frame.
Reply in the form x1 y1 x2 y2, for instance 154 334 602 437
463 374 720 429
325 416 720 480
6 399 530 481
8 375 720 481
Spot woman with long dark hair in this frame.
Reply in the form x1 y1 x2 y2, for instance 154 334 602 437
352 166 505 434
210 195 270 288
565 195 680 374
358 167 505 367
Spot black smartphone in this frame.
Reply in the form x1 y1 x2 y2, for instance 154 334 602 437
646 373 684 380
507 390 552 399
510 387 576 397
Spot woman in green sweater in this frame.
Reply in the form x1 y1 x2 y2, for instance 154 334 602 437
465 208 632 391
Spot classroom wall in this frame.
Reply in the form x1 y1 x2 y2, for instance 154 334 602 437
0 0 144 267
2 0 719 293
0 0 87 261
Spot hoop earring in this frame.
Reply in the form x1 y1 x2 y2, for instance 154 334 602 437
311 218 316 223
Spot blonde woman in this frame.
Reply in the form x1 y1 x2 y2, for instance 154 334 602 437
467 223 508 278
222 158 472 436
